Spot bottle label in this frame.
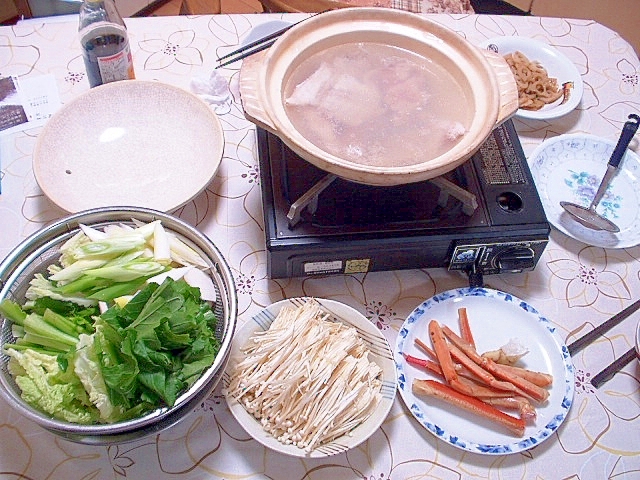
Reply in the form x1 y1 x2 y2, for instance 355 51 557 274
96 46 135 84
80 23 135 87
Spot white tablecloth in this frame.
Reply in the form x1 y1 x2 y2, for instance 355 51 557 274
0 12 639 479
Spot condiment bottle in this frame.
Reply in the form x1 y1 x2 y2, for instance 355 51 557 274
78 0 135 88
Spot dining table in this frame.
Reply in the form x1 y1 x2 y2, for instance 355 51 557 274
0 9 639 480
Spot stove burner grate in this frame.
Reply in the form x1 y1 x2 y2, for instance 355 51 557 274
257 119 550 281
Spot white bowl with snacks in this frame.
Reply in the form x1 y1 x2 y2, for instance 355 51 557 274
224 297 396 457
0 206 237 445
480 36 583 120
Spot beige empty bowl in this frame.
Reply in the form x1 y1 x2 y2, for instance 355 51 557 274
33 80 224 213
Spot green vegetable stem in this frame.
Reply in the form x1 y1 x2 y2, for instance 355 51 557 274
0 220 220 425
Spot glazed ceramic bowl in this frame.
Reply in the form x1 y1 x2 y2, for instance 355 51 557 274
0 207 238 445
636 319 640 361
239 8 518 186
33 81 224 213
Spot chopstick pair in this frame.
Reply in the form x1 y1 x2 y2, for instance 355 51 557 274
566 297 640 387
215 11 329 69
590 347 636 388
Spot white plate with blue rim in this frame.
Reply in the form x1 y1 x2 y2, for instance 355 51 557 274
223 297 397 458
480 36 583 120
395 287 574 455
528 133 640 248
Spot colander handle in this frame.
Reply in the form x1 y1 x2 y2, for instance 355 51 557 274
480 49 520 126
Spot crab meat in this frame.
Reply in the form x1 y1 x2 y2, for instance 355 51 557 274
482 338 529 366
482 396 537 423
412 379 526 436
441 325 549 403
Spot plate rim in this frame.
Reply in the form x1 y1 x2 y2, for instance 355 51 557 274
32 80 224 213
223 297 397 458
528 133 640 248
394 287 575 455
480 36 583 120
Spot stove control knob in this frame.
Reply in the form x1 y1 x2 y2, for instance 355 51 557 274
495 247 536 272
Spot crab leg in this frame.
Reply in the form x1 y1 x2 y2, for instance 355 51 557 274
458 307 475 349
403 353 443 376
495 363 553 388
428 320 475 394
455 377 522 398
415 337 437 360
446 338 533 398
427 320 514 399
407 352 524 397
413 379 526 436
416 335 465 374
441 325 549 403
482 396 537 423
488 363 551 402
427 320 532 399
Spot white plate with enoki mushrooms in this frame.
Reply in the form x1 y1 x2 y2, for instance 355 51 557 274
481 36 583 120
223 297 396 458
395 287 574 455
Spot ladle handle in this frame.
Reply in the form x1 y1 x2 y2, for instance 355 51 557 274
609 113 640 168
590 114 640 209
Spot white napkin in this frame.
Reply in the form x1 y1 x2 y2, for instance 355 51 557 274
190 70 231 114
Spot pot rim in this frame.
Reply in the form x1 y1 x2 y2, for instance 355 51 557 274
248 8 511 183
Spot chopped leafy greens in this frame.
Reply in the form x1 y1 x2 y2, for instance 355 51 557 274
96 278 220 410
0 220 220 425
6 348 100 424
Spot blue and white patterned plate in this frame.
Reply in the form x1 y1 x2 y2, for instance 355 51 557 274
528 134 640 248
395 288 574 455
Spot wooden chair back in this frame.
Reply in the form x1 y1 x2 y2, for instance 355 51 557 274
260 0 391 13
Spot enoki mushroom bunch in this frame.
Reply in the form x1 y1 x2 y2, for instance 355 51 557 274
226 300 382 452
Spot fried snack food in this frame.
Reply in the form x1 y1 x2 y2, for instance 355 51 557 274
504 51 563 111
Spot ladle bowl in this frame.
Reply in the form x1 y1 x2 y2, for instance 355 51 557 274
560 114 640 232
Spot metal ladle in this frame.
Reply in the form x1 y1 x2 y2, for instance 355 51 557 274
560 114 640 233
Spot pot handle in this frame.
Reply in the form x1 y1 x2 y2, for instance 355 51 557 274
480 49 520 125
239 50 278 132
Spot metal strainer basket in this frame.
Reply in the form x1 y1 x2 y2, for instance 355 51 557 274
0 207 237 445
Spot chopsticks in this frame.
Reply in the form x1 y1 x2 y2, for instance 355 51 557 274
566 297 640 355
215 11 329 69
590 347 636 388
566 298 640 388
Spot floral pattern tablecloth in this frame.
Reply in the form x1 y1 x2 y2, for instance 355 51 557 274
1 11 639 480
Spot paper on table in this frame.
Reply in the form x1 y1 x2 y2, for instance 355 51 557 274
0 74 61 136
0 77 28 133
0 74 61 193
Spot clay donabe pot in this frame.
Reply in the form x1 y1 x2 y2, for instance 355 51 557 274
239 8 519 186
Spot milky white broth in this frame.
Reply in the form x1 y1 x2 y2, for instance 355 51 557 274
283 42 472 168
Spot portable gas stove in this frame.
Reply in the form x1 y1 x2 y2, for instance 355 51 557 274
258 119 550 284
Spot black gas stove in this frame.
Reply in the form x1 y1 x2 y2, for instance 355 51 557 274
258 119 550 283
